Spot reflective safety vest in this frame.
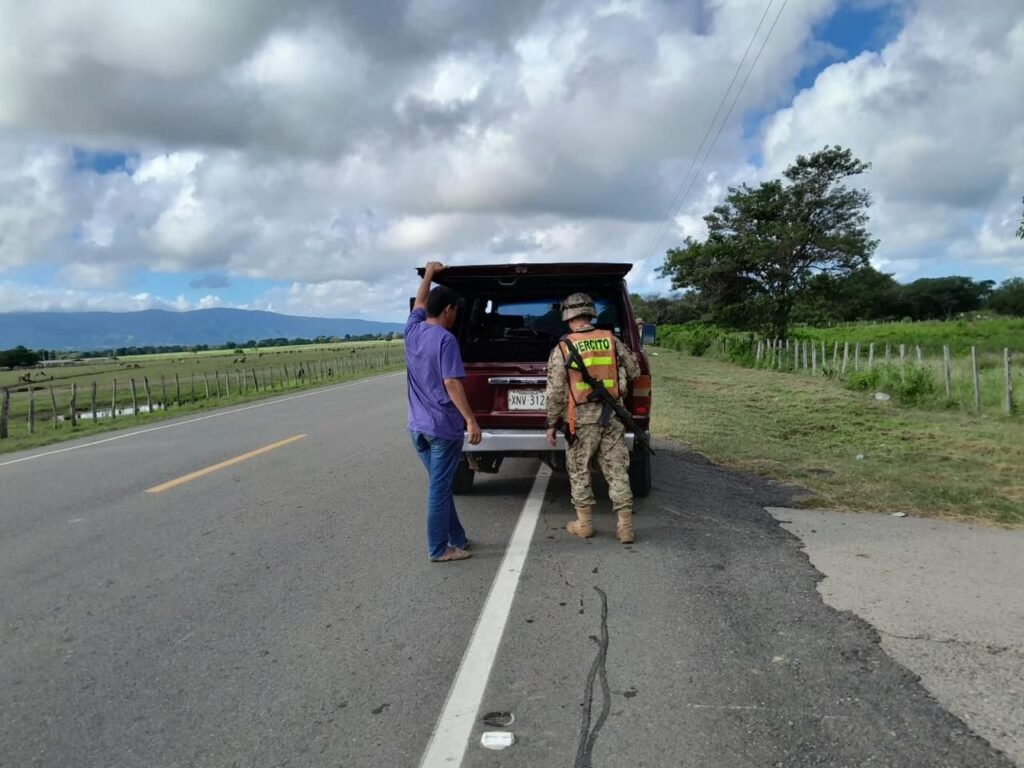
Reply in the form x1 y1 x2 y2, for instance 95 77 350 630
560 330 620 406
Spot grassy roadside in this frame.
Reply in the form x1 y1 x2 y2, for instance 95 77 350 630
649 347 1023 526
0 364 405 455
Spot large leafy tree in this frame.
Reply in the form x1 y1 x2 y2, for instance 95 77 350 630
987 277 1024 316
900 276 994 320
659 146 878 338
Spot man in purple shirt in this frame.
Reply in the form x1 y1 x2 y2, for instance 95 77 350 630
406 262 481 562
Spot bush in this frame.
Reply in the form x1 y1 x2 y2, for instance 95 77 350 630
843 363 936 404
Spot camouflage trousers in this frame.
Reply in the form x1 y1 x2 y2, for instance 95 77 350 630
566 420 632 514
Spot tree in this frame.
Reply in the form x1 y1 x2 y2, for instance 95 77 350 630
899 276 994 320
987 277 1024 316
793 266 902 325
660 146 877 337
0 346 40 367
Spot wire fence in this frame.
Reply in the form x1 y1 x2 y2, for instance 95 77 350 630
0 346 404 442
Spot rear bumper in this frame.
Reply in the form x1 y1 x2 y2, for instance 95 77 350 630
462 428 637 453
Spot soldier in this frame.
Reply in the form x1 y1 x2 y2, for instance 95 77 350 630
545 293 641 543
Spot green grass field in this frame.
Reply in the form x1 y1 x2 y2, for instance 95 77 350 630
649 347 1023 526
789 316 1024 355
0 341 405 454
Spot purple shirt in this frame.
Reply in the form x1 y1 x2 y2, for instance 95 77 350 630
405 308 466 441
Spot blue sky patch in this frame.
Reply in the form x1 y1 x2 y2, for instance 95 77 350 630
72 148 138 175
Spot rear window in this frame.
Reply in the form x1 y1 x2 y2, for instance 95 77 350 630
455 294 623 363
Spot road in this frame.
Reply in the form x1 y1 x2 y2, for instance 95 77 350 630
0 372 1014 767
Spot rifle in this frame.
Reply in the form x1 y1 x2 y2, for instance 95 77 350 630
562 340 655 456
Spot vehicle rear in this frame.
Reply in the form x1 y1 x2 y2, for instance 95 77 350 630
420 263 652 496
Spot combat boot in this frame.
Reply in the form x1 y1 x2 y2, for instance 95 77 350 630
616 509 635 544
567 507 594 538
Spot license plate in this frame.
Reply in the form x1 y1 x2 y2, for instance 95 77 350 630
508 389 546 411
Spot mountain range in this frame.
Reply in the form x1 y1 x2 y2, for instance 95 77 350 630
0 309 405 351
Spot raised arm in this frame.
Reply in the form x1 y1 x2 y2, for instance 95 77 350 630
413 261 444 311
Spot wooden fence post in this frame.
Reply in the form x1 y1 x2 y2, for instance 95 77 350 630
0 388 9 439
802 340 809 373
130 378 139 415
28 386 35 434
69 383 78 426
91 381 98 422
214 371 222 398
236 370 243 394
854 342 861 372
943 346 952 401
251 368 259 392
269 367 275 390
111 379 117 419
811 343 817 375
1004 348 1014 416
225 370 232 397
868 343 875 371
885 343 891 363
832 342 839 371
899 344 906 367
916 346 923 363
793 340 799 372
144 377 153 413
203 372 211 400
191 373 196 402
50 386 59 427
971 346 981 413
175 373 182 406
841 342 849 375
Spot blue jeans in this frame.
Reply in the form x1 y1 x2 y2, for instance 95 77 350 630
410 432 468 560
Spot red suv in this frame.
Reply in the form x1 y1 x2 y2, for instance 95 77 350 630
418 263 653 496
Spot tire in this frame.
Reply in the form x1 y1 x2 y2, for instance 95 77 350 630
629 444 652 498
452 458 475 495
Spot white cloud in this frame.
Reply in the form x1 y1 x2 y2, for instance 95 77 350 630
761 0 1024 276
0 0 1021 318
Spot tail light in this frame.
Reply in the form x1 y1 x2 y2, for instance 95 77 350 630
631 375 651 416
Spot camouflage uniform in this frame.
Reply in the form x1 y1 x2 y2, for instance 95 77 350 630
545 325 641 516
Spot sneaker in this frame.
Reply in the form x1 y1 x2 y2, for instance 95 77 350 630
431 547 471 563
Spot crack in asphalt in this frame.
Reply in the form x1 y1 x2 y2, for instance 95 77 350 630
574 586 612 768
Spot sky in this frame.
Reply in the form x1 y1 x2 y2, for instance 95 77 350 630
0 0 1021 322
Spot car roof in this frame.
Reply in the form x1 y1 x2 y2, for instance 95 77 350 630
417 262 634 293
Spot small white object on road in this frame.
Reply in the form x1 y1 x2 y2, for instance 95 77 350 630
480 731 515 750
891 512 907 517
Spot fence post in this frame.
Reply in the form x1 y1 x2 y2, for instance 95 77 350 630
203 372 211 400
1004 348 1014 416
236 370 243 394
214 371 222 398
28 386 35 434
885 343 891 363
112 379 118 419
130 378 139 415
69 383 78 427
854 342 861 372
793 340 800 372
943 346 952 401
175 373 182 406
90 381 97 422
811 343 817 375
144 377 153 413
0 387 9 439
251 368 259 392
868 343 875 371
50 386 59 427
225 370 232 397
832 342 839 371
971 346 981 413
899 344 906 367
161 375 167 408
841 342 849 375
916 345 923 363
191 373 196 402
269 367 275 390
802 340 809 373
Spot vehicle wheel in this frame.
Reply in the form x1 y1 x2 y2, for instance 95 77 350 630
629 445 651 498
453 458 475 494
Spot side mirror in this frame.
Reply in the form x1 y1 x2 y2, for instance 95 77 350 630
641 324 657 346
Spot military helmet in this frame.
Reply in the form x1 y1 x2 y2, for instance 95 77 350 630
561 292 597 322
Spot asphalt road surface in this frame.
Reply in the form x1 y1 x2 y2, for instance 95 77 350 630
0 373 1014 767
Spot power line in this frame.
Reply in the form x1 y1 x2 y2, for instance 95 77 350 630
643 0 790 264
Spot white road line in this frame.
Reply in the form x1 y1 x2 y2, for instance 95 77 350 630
419 464 552 768
0 372 404 468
